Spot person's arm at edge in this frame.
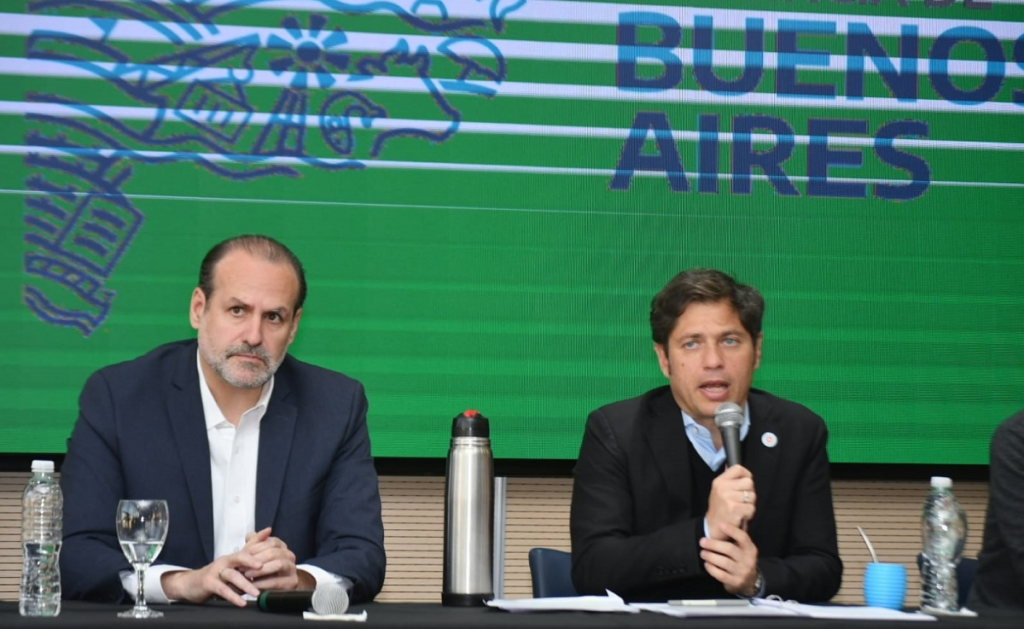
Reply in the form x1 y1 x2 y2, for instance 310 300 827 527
987 418 1024 586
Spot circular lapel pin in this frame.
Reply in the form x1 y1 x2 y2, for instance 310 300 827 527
761 432 778 448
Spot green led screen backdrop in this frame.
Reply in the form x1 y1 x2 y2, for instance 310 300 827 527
1 0 1022 463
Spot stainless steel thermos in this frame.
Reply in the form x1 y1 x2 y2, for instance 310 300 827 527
442 410 494 606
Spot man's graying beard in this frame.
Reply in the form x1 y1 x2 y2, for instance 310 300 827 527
204 342 282 389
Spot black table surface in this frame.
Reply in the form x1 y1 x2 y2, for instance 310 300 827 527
3 600 1023 629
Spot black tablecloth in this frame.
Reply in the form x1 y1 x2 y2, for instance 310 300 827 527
1 601 1020 628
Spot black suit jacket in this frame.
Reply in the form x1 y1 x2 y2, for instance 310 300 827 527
968 409 1024 614
570 386 841 602
60 340 386 604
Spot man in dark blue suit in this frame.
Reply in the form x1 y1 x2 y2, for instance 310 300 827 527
60 235 386 606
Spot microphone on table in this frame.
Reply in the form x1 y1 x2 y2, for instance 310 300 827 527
257 582 349 615
714 402 744 468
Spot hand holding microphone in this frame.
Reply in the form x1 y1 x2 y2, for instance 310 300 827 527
706 402 755 540
701 402 763 596
714 402 743 468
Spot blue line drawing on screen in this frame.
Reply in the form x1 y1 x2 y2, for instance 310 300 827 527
171 0 525 35
268 14 350 90
320 91 388 157
22 139 142 338
256 13 365 165
22 0 522 334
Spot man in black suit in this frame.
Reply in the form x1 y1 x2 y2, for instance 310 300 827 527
570 269 841 602
60 235 386 606
968 409 1024 613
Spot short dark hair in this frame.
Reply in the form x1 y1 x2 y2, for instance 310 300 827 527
198 235 307 311
650 268 764 347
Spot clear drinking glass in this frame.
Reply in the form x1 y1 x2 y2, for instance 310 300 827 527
116 500 169 619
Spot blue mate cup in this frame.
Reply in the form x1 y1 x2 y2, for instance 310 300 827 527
863 562 907 610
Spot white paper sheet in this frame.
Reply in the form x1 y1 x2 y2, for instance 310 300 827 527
752 598 937 621
489 593 935 621
634 602 795 618
485 591 638 613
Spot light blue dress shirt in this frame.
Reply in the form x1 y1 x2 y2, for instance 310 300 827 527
680 404 751 539
682 405 751 471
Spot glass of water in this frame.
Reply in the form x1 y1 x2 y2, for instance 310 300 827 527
116 500 169 619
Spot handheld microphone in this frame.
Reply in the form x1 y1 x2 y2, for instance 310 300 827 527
257 582 349 615
714 402 744 468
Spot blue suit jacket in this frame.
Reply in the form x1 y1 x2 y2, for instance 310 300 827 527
59 340 386 604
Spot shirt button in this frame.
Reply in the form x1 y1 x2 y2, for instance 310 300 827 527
233 495 241 504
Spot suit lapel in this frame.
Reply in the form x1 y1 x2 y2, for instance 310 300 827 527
255 362 297 530
642 387 693 508
746 391 781 507
167 343 215 562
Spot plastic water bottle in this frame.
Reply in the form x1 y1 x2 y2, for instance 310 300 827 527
442 410 494 606
20 460 62 617
920 476 966 612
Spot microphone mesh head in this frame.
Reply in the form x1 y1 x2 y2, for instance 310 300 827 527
714 402 744 429
311 583 350 615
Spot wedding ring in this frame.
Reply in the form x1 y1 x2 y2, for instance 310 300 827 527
743 490 751 504
218 568 228 581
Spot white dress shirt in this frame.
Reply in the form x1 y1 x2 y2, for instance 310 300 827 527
120 352 339 603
